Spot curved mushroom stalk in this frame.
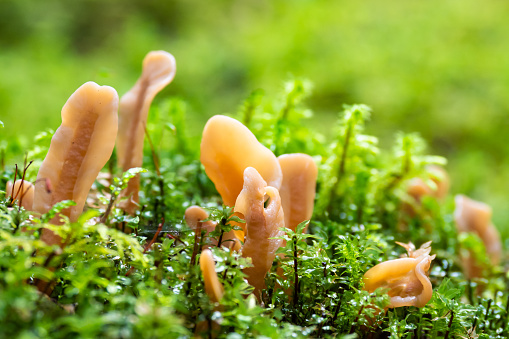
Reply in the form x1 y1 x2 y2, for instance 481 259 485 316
454 195 501 279
33 81 119 246
6 179 34 210
117 51 177 215
363 241 435 308
234 167 285 299
200 115 282 207
278 153 318 232
185 205 241 251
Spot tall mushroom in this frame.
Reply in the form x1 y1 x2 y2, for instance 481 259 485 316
454 195 502 279
33 81 119 246
234 167 285 299
278 153 317 232
117 51 176 215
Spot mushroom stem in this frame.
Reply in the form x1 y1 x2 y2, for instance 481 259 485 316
117 51 176 216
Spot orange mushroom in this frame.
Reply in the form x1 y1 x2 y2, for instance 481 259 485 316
407 165 449 202
234 167 285 299
200 115 282 207
117 51 176 215
6 179 34 210
278 153 318 232
363 241 435 308
199 249 224 303
454 195 502 279
33 81 118 246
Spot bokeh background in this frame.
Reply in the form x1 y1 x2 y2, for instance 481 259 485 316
1 0 508 233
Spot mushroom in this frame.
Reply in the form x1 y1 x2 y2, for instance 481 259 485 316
363 241 435 308
407 165 449 202
399 166 449 231
454 195 502 279
117 51 176 215
6 179 34 210
185 205 241 251
199 249 224 303
33 81 119 246
278 153 318 232
200 115 282 207
234 167 285 298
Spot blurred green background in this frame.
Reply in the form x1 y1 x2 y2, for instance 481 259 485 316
0 0 508 233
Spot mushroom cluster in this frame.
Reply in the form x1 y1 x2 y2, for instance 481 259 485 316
25 51 176 247
190 115 318 300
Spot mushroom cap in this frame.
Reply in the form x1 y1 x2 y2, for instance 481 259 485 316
200 115 282 206
363 242 435 308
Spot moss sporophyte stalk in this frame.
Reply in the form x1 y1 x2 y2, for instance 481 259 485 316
0 51 506 338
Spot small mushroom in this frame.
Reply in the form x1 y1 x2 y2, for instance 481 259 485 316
199 249 224 303
407 165 449 202
454 195 502 279
33 81 119 246
278 153 318 232
234 167 285 298
363 241 435 308
399 166 449 231
200 115 282 207
185 205 241 251
6 179 34 210
117 51 176 215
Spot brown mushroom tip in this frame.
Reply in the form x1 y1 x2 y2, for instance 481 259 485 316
200 115 282 206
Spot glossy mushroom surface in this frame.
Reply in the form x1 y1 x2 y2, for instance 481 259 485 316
234 167 285 298
117 50 176 214
33 81 118 245
363 241 435 308
200 115 282 207
278 153 317 232
199 249 224 303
